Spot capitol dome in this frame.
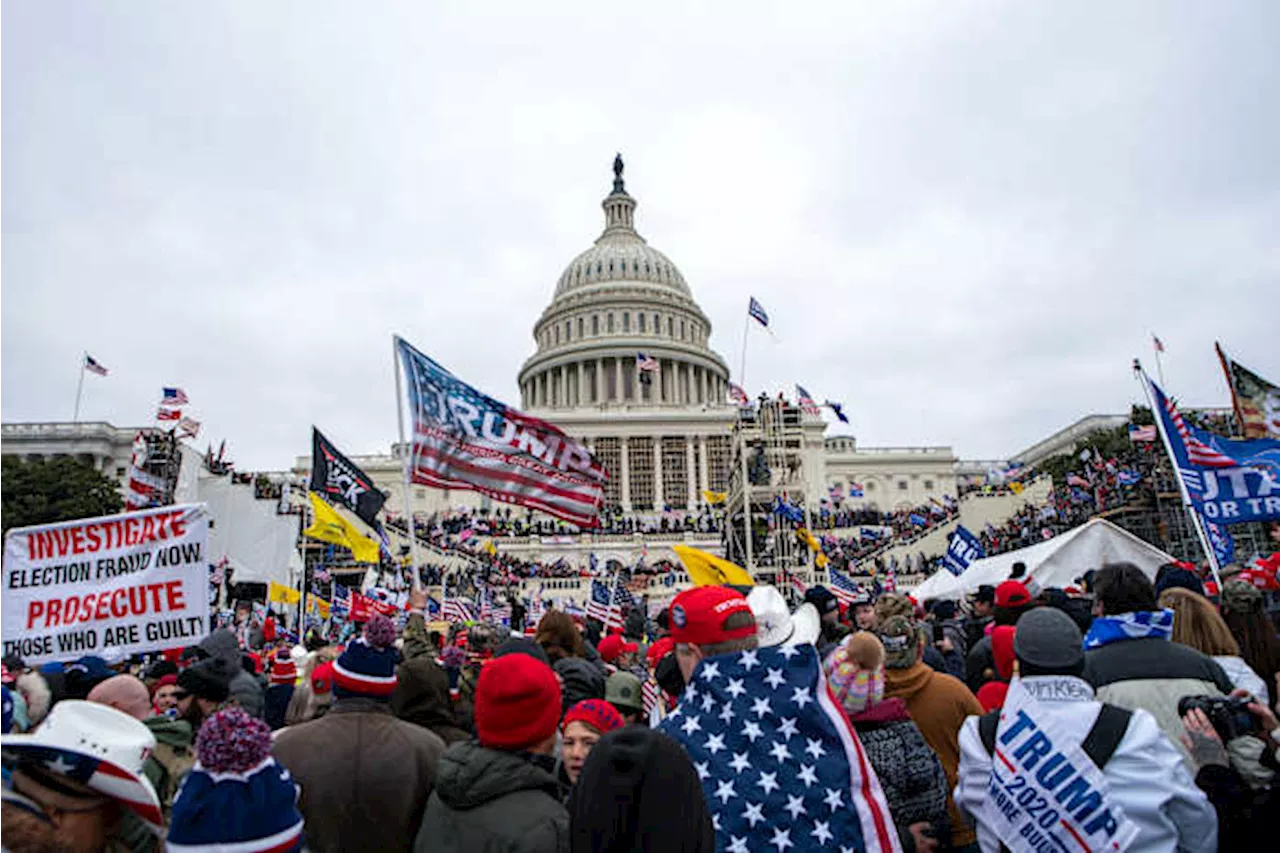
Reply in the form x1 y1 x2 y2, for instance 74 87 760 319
519 156 730 412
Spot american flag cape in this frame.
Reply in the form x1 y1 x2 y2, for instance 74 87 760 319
657 645 901 853
396 336 607 528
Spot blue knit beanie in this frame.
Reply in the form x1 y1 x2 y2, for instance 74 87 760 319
333 614 398 700
167 707 304 852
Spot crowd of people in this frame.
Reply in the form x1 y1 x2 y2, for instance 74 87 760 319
5 550 1278 852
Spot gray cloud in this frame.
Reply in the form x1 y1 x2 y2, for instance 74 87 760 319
4 1 1277 469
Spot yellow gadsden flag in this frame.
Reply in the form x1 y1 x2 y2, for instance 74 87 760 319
304 491 381 564
306 596 331 620
268 581 300 606
701 490 727 505
673 545 754 588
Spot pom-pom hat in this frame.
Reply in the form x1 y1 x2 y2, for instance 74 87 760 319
0 699 163 833
269 651 297 687
333 614 398 699
167 707 304 852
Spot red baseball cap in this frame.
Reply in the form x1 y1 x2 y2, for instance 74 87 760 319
646 636 675 669
597 634 639 664
668 586 755 646
995 580 1031 609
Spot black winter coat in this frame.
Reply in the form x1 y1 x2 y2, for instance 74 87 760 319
414 741 569 853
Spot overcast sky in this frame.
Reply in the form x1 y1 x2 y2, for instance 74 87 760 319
4 2 1277 471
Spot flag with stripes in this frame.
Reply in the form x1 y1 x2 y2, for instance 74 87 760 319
157 407 181 421
443 596 477 624
747 296 769 327
332 585 351 621
795 384 822 416
177 417 201 439
1146 371 1280 524
586 578 623 629
728 383 750 406
161 387 189 406
640 677 663 717
827 566 864 605
1128 423 1156 443
396 336 606 528
636 352 660 373
84 354 108 376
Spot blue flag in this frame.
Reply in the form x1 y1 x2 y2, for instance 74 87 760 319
942 525 985 576
1202 514 1235 567
748 297 769 327
1146 372 1280 523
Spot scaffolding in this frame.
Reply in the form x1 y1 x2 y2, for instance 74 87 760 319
723 399 814 593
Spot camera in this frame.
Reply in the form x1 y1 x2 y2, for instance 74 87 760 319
1177 695 1258 742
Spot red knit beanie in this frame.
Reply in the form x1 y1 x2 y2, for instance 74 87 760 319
269 651 297 686
560 699 624 735
474 654 562 751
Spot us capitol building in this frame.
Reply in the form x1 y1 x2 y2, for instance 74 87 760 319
4 159 1066 571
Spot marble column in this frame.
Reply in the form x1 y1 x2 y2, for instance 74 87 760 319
614 359 623 404
698 435 709 494
686 436 697 508
653 436 664 509
576 362 585 407
620 436 632 511
560 365 569 408
595 358 604 404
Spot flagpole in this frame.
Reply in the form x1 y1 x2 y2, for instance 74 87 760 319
1134 361 1221 586
738 309 751 391
73 353 86 423
392 335 424 593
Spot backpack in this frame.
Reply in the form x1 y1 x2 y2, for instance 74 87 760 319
977 703 1133 769
149 739 197 817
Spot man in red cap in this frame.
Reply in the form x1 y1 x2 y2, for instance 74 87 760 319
596 634 639 671
668 586 758 684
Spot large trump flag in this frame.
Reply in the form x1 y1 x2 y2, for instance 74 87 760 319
396 336 606 528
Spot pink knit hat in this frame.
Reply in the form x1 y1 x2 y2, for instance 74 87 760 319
822 632 886 716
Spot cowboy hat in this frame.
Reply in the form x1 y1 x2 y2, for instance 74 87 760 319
747 585 821 648
1 699 163 833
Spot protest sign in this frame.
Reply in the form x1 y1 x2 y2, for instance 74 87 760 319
983 679 1139 852
3 504 210 665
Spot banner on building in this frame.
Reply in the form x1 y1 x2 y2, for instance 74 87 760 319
309 428 387 528
396 336 606 527
2 504 210 665
943 525 985 576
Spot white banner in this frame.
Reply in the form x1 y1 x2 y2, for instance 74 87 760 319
983 678 1139 853
3 504 210 665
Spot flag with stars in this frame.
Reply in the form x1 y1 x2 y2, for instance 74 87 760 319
657 645 901 853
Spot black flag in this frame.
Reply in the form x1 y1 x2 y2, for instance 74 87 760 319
309 428 386 528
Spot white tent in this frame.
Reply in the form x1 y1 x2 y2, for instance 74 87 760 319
911 518 1176 601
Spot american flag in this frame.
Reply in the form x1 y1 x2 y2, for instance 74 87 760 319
748 296 769 328
586 578 623 630
790 572 809 599
178 417 201 439
657 645 902 853
1128 423 1156 443
795 385 822 416
479 588 511 625
641 677 663 717
1153 334 1165 353
157 407 181 421
728 383 750 406
443 596 477 624
881 564 897 594
827 566 863 605
161 387 190 405
332 585 351 621
848 482 865 498
1066 473 1092 489
397 336 606 529
1148 375 1238 469
84 354 108 376
636 352 660 373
